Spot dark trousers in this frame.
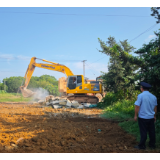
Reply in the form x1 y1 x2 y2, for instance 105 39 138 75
138 117 155 149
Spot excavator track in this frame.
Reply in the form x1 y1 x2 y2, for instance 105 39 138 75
67 94 99 104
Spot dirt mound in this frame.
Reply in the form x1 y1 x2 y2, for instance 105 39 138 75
0 103 159 153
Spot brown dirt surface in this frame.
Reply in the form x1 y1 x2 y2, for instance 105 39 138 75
0 103 159 153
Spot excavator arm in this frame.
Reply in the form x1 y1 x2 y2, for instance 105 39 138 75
20 57 74 97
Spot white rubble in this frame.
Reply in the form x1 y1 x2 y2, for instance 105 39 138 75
66 100 72 107
59 99 67 105
77 105 84 109
45 95 55 102
49 100 60 105
50 96 60 102
46 102 50 106
83 103 91 108
39 95 96 109
38 100 45 104
71 100 80 108
72 100 79 103
53 105 62 109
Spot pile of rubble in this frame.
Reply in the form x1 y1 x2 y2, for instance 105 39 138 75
38 95 97 109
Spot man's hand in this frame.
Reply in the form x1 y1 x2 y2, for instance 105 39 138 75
154 116 156 123
134 116 137 122
134 105 139 122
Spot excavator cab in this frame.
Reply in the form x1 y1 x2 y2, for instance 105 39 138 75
67 75 82 90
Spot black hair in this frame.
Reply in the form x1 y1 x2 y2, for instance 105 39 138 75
141 86 149 90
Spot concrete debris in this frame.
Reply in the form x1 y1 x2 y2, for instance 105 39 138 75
53 105 62 109
45 95 55 102
66 106 71 109
11 144 18 148
38 95 97 109
46 102 51 106
83 103 91 108
66 100 71 107
70 105 77 108
71 100 79 108
51 97 60 101
49 100 60 105
59 99 67 106
55 96 60 99
59 98 67 101
59 102 67 105
77 105 84 109
38 100 45 105
72 100 79 103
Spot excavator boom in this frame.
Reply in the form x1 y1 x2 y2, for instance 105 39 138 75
20 57 73 97
22 57 73 88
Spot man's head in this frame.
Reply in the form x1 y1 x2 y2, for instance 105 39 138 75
140 82 151 92
73 77 76 82
140 86 149 92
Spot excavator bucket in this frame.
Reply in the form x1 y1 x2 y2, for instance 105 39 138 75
20 87 35 98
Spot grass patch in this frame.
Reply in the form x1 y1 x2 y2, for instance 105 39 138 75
0 92 32 102
119 118 160 148
101 99 135 121
100 98 160 148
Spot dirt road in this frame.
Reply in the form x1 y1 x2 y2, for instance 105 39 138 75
0 103 159 153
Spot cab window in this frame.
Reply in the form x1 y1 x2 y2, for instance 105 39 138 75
68 76 77 89
77 76 82 86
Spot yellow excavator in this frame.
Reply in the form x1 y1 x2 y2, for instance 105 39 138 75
20 57 104 103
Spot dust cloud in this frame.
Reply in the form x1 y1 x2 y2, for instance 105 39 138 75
31 88 49 101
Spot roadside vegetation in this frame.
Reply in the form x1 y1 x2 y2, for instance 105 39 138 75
98 93 160 148
98 7 160 148
0 91 32 102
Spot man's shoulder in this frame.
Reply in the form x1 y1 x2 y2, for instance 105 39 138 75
137 93 143 97
146 91 156 96
149 92 157 99
143 91 157 99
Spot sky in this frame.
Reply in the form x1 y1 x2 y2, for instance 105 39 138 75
0 4 160 82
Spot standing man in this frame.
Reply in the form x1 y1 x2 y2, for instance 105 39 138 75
73 77 76 84
134 82 157 150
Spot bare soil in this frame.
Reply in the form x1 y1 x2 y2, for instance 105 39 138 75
0 103 159 153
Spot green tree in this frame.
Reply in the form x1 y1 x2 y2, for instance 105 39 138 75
4 76 24 93
151 7 160 23
98 36 138 99
101 30 160 110
2 75 59 96
27 75 59 96
0 82 5 90
134 30 160 107
45 84 59 96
